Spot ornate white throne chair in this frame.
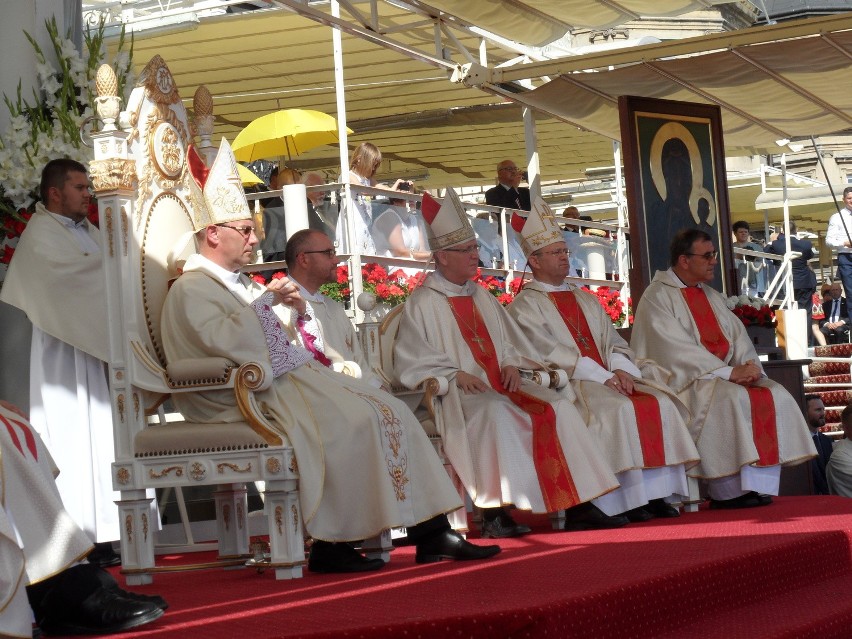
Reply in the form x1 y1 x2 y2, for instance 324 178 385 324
362 302 566 532
91 56 304 584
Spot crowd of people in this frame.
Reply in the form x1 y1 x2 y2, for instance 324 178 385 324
6 145 852 636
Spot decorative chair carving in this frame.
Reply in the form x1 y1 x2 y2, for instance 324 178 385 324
92 56 304 584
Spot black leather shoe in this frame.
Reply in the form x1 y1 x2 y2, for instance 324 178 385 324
646 498 681 518
709 491 772 510
87 543 121 569
39 588 163 635
563 503 630 531
625 506 653 523
107 585 168 611
308 542 385 573
481 515 532 538
415 530 501 564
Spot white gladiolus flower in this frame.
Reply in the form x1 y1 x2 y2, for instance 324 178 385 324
738 295 751 305
725 297 737 310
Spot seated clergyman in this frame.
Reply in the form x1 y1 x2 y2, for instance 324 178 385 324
160 139 499 572
630 228 816 509
394 188 630 538
507 199 700 522
0 400 167 636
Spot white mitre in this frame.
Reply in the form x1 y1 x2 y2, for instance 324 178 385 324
513 196 564 258
186 137 251 231
421 187 475 250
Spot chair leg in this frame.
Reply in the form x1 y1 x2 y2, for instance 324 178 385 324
683 476 702 513
362 529 393 562
214 483 249 558
549 510 566 530
117 489 156 586
263 478 304 579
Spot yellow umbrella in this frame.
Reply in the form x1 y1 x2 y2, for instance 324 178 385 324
237 163 263 186
232 109 353 162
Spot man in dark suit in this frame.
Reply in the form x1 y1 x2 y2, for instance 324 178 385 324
821 282 850 344
766 222 818 344
805 394 834 494
484 160 531 211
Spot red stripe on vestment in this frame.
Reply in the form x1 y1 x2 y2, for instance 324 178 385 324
448 295 581 510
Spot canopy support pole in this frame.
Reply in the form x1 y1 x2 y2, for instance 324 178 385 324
331 0 363 321
613 140 630 325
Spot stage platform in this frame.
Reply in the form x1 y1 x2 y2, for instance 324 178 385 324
110 496 852 639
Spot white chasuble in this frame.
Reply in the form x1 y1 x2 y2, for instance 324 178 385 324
0 404 93 637
630 270 815 480
509 281 699 477
394 272 618 513
161 257 460 542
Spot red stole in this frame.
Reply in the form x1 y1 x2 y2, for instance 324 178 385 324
549 291 666 467
447 295 582 511
680 287 779 466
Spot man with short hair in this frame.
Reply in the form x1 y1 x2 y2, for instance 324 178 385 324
827 403 852 497
281 229 381 386
631 228 816 508
0 159 120 566
162 140 499 571
825 187 852 324
805 394 834 495
395 189 627 537
820 283 849 344
731 220 764 297
484 160 531 211
765 222 817 346
507 201 700 521
302 171 337 238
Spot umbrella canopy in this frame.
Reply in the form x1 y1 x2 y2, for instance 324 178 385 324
232 109 353 162
237 163 263 186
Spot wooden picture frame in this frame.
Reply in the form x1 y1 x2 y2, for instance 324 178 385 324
618 96 734 302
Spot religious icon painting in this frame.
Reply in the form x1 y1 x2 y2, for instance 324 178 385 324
618 96 734 302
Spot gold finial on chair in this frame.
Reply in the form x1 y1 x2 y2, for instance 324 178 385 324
96 64 118 98
194 85 213 118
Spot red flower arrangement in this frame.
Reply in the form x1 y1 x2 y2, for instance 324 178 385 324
581 285 632 326
729 298 775 328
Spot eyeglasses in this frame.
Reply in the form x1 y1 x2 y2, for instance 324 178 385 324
302 249 336 258
532 248 570 257
215 224 255 239
442 244 481 255
685 250 719 261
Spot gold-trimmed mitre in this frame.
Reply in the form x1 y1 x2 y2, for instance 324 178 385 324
421 187 475 251
186 138 251 231
516 197 564 257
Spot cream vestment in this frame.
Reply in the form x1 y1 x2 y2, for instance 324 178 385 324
393 272 619 513
0 203 118 542
508 280 700 511
630 270 815 489
0 403 93 637
160 255 461 542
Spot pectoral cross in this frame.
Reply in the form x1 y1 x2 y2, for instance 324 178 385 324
471 335 486 352
574 334 590 350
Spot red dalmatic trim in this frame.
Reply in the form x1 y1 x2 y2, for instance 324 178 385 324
448 295 581 510
681 287 779 466
0 413 38 460
550 291 666 467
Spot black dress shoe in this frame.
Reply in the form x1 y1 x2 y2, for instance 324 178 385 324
481 515 532 539
38 588 163 635
415 530 501 564
709 491 771 510
624 506 653 523
107 585 168 611
646 498 681 518
308 541 385 573
87 543 121 569
563 503 630 531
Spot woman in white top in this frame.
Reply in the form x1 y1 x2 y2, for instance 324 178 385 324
372 185 431 263
336 142 408 256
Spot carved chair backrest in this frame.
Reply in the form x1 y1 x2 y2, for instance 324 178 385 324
122 56 197 390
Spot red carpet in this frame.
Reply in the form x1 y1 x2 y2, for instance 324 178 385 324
99 496 852 639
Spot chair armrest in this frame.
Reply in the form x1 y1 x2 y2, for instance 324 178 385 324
419 376 449 420
166 357 236 387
